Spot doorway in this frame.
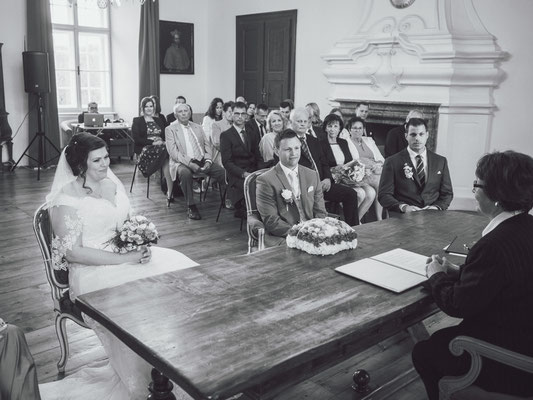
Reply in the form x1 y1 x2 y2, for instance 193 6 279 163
236 10 297 109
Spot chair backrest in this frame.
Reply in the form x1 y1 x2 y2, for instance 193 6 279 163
33 204 69 312
244 168 270 216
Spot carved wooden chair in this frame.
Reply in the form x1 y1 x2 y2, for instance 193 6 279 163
33 203 89 373
439 336 533 400
244 168 269 253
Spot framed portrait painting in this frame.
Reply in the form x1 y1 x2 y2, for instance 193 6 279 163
160 21 194 74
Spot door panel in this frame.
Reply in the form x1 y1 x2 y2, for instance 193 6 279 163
236 10 296 109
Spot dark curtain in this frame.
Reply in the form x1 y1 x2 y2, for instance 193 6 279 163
139 0 160 102
26 0 60 166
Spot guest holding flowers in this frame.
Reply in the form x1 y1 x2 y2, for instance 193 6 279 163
413 151 533 399
259 110 287 163
320 113 374 223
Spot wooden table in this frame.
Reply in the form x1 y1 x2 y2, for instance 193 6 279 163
76 211 486 400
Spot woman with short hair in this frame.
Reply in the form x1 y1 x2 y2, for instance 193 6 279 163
413 151 533 399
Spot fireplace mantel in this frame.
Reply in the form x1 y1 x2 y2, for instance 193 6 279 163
322 0 507 210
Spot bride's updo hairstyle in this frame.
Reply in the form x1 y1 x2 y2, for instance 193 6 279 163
65 132 107 178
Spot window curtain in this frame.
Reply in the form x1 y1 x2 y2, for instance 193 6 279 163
26 0 60 165
139 0 160 102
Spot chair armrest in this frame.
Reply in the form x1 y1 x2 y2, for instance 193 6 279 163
247 213 265 239
439 336 533 400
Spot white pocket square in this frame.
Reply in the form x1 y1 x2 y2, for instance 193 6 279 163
308 186 314 192
437 171 442 174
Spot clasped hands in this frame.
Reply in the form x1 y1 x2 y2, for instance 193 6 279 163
403 205 439 213
188 160 212 173
425 254 459 278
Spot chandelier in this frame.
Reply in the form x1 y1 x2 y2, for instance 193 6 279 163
96 0 155 8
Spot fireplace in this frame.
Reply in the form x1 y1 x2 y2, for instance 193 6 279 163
322 0 507 210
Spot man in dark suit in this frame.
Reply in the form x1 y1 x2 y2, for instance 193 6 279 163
378 118 453 213
245 103 268 140
220 101 264 218
290 108 359 226
384 109 424 158
257 129 327 244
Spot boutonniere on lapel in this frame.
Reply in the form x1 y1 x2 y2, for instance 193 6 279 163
281 189 293 211
403 163 414 180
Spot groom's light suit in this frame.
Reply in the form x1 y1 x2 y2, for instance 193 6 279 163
256 163 327 238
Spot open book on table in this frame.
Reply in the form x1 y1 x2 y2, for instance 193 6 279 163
335 248 428 293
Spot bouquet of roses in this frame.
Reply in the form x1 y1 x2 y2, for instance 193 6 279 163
331 159 368 188
105 215 159 253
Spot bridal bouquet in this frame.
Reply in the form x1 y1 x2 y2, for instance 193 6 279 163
106 215 159 253
331 159 369 188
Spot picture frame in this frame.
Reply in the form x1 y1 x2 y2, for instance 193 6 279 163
159 20 194 75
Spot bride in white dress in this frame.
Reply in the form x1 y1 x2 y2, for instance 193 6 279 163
39 133 195 400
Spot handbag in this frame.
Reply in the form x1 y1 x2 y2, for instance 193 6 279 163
137 144 167 178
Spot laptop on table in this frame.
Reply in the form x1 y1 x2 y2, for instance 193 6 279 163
84 113 104 128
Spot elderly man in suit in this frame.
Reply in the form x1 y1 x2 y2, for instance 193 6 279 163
257 129 327 244
166 103 225 220
378 118 453 213
220 101 264 218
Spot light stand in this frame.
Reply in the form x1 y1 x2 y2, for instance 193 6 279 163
10 93 60 180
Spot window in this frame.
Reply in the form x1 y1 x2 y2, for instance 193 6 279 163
50 0 113 111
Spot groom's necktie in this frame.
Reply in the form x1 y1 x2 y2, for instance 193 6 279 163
288 170 300 198
298 137 318 173
416 155 426 186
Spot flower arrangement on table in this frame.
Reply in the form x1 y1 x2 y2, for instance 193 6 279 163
286 217 358 256
106 215 159 253
331 159 371 188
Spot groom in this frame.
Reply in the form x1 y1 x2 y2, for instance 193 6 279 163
256 129 327 244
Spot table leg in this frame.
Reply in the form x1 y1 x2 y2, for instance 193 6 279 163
148 368 176 400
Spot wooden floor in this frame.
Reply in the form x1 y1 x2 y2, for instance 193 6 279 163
0 160 458 399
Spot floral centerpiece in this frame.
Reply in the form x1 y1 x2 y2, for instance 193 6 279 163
331 159 370 187
286 217 358 256
105 215 159 253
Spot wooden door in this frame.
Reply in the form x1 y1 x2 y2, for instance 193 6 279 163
236 10 296 109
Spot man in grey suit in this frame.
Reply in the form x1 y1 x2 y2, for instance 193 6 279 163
166 103 225 220
256 129 327 244
378 118 453 213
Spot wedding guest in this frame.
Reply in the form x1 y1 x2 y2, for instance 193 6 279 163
236 96 246 103
279 100 293 125
166 103 226 220
413 151 533 400
210 101 234 166
384 109 424 158
39 132 197 400
246 103 269 140
378 118 453 213
320 114 373 222
291 108 359 226
247 102 256 121
305 102 325 139
77 101 98 123
256 129 327 245
167 96 193 124
132 97 174 204
220 101 264 219
202 97 223 140
345 117 385 220
354 102 373 136
150 95 168 127
259 110 287 163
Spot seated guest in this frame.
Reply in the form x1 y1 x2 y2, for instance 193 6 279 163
132 97 174 203
77 101 98 123
345 117 385 220
378 118 453 213
384 109 424 158
246 102 256 121
235 95 246 103
413 151 533 400
210 101 234 166
150 95 168 127
291 108 359 226
220 101 264 218
354 102 373 137
257 129 327 245
202 97 223 140
246 103 269 140
259 110 287 163
305 102 325 140
320 114 374 223
279 100 293 127
166 95 193 124
166 103 225 220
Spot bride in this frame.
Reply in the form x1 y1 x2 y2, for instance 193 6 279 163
39 132 195 400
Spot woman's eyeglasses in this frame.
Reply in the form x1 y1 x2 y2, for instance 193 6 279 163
472 180 485 193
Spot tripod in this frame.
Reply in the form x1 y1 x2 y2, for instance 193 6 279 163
11 93 61 180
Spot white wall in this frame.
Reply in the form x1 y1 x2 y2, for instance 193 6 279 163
0 0 28 164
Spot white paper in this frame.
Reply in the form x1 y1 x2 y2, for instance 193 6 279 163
370 248 428 277
336 258 427 293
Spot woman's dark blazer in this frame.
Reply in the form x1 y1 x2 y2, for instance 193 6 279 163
131 116 166 155
320 137 353 167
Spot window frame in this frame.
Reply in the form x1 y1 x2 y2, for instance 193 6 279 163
51 1 114 114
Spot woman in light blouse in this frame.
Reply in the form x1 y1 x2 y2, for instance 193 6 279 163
202 97 223 140
259 110 287 163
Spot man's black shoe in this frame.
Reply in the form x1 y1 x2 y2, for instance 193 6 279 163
188 205 201 220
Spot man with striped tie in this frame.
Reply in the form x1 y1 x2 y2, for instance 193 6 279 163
378 118 453 213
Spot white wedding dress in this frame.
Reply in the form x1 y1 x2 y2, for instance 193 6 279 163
39 162 196 400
